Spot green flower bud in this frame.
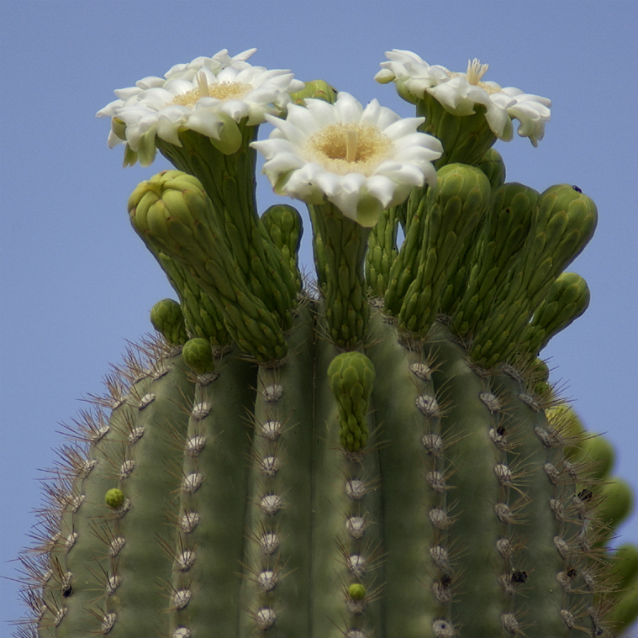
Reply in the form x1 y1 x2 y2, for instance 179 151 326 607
182 337 215 375
610 544 638 590
606 580 638 634
576 435 615 480
291 80 337 104
522 272 591 355
105 488 125 510
348 583 366 601
328 352 375 452
476 148 506 189
150 299 188 345
596 478 633 531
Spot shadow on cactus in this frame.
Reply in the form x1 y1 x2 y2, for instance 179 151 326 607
17 48 637 638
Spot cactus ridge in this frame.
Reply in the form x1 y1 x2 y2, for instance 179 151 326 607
17 84 637 638
23 306 634 637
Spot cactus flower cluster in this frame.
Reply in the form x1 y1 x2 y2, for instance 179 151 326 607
16 49 637 638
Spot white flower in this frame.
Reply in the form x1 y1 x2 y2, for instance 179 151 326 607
376 50 551 145
252 92 442 227
97 49 304 163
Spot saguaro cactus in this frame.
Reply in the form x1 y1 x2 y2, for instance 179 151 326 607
17 49 637 637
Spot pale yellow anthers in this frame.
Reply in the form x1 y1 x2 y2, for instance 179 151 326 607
252 92 442 227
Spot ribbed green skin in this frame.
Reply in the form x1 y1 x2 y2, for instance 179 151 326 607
27 306 634 638
19 90 637 638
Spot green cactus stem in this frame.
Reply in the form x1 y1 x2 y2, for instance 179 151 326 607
26 304 636 637
18 55 637 638
129 170 288 361
396 163 491 333
155 127 299 318
364 198 407 300
416 93 498 167
309 203 371 349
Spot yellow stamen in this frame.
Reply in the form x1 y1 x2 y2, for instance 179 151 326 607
305 123 392 176
466 58 489 85
172 78 252 107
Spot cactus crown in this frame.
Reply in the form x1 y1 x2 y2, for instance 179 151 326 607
17 49 636 638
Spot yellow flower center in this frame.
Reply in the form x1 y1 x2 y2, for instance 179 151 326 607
305 123 392 175
172 72 251 107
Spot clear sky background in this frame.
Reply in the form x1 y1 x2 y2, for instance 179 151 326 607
1 1 636 634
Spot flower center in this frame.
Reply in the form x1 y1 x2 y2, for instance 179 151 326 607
305 123 392 175
173 72 252 107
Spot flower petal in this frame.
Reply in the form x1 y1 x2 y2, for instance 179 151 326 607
253 91 442 224
377 50 552 143
98 49 301 164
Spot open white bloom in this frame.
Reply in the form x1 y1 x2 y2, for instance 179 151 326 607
252 92 442 227
376 50 551 145
97 49 304 162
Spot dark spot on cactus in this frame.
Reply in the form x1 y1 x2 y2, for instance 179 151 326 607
62 584 72 598
567 567 577 578
432 619 455 638
572 185 582 192
440 573 452 588
511 570 527 584
497 425 506 436
578 488 593 502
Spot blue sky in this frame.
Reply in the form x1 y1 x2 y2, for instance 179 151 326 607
1 1 636 633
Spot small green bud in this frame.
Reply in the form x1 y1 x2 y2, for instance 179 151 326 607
610 544 638 589
596 478 633 530
476 148 506 189
182 337 215 375
328 352 375 452
150 298 188 345
525 272 591 354
105 488 125 510
607 580 638 634
348 583 366 601
291 80 337 104
576 435 615 480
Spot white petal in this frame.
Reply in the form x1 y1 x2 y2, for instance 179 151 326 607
98 51 302 164
185 111 224 139
252 91 441 222
376 161 425 186
364 174 398 207
305 98 340 127
334 92 364 123
382 117 423 140
484 103 511 138
314 171 341 197
262 150 305 175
